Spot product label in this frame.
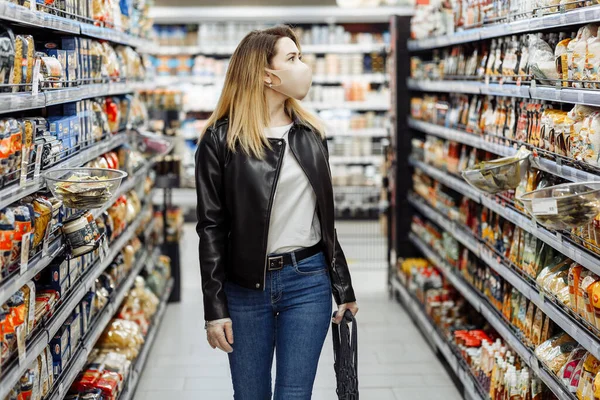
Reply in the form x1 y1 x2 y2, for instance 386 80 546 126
66 223 93 250
532 198 558 215
20 232 31 274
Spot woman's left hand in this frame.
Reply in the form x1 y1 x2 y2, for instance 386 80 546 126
333 302 359 324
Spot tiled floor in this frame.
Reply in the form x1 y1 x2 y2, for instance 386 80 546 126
134 224 463 399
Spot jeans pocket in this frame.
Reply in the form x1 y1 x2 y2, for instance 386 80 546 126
293 252 327 275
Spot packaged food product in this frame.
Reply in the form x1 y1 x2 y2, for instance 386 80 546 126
535 332 578 374
569 25 599 88
576 353 600 399
39 55 64 89
528 34 559 84
0 25 15 93
570 264 584 313
532 307 544 347
560 347 587 388
580 274 600 319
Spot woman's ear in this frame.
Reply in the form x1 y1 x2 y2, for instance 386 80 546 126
264 70 272 87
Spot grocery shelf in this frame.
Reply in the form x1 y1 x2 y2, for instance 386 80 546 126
0 236 64 307
407 5 600 51
118 277 174 400
407 118 483 149
155 74 387 86
91 162 153 219
0 132 128 212
303 101 390 111
44 217 154 400
0 204 151 400
411 190 600 366
408 118 600 184
150 5 412 24
313 73 388 84
407 78 482 94
391 276 485 400
409 158 481 203
407 77 600 107
0 1 153 47
329 128 389 137
479 195 600 277
0 82 149 115
479 248 600 363
148 43 388 56
408 233 574 400
408 194 480 256
0 1 79 34
329 155 383 165
0 92 47 113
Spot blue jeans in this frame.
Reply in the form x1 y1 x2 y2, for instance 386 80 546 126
224 251 333 400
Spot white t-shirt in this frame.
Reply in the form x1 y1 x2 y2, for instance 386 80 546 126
265 123 321 255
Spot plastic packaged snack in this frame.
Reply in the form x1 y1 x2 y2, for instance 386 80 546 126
569 25 599 88
528 34 559 84
0 24 15 93
535 332 578 374
556 37 572 87
576 353 600 399
39 56 64 89
559 347 587 387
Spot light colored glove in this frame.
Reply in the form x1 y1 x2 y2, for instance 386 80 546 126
205 317 234 353
333 302 359 324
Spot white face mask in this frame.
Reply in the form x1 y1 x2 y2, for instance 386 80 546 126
265 62 313 101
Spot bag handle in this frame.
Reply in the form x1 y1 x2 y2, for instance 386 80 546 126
332 309 358 400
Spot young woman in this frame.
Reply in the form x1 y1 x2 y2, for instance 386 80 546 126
195 25 358 400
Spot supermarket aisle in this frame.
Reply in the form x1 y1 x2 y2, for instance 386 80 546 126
133 224 462 400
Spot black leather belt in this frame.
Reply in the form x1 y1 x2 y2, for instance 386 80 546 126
267 242 323 271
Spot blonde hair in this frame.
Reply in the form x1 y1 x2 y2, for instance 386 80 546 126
201 25 325 159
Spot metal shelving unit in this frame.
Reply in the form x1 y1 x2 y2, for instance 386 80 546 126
407 5 600 51
0 202 152 399
410 192 600 364
391 276 485 400
407 77 600 107
0 132 128 211
408 118 600 183
0 0 153 47
408 232 574 400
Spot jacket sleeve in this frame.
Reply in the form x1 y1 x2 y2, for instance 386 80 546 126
322 137 357 305
195 129 230 321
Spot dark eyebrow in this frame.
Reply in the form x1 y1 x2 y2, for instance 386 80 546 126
286 52 299 56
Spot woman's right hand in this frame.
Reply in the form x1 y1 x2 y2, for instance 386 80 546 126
206 318 234 353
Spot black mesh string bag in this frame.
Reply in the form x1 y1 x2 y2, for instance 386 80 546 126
331 309 358 400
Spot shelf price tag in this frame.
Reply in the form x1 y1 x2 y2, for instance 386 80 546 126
16 325 26 365
532 198 558 215
31 59 40 96
33 143 43 180
20 232 31 275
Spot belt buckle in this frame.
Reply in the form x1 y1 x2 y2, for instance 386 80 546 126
268 256 284 271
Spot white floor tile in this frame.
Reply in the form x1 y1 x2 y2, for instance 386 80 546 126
134 223 463 399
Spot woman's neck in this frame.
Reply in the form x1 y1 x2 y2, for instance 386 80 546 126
266 89 293 127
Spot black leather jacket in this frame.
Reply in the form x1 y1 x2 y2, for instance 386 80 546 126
195 117 356 321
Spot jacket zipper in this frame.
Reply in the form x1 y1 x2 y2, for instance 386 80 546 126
289 133 336 264
261 139 286 291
